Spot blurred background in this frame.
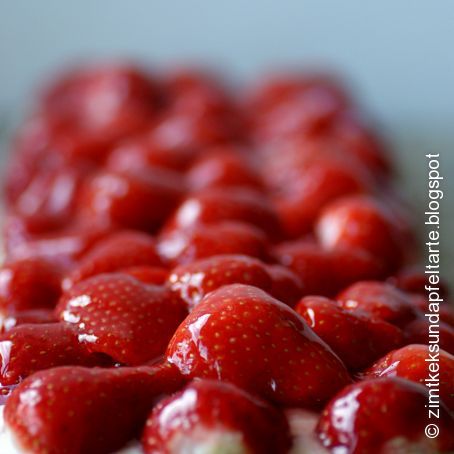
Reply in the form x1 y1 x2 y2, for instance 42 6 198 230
0 0 453 276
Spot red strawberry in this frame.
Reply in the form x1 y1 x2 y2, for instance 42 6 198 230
0 323 111 388
4 363 185 454
167 284 351 407
0 258 63 315
107 132 197 173
329 247 388 289
337 281 421 327
388 265 450 298
78 168 184 233
142 379 292 454
317 377 454 453
158 221 270 265
316 195 409 272
186 146 264 191
168 254 301 309
164 188 281 239
274 158 373 237
364 344 454 410
404 318 454 355
152 107 241 151
274 241 335 297
9 160 90 234
3 215 111 264
63 230 163 289
295 296 403 370
57 273 187 365
266 264 303 306
0 308 56 333
121 266 169 285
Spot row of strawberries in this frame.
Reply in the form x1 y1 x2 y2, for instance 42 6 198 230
0 64 453 453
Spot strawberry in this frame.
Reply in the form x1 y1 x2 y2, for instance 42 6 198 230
337 281 421 327
274 158 373 237
77 168 184 233
168 254 301 309
186 146 264 191
0 323 111 388
121 266 169 285
63 230 163 289
317 377 454 453
56 273 187 365
107 133 196 173
167 284 351 407
274 241 386 298
295 296 403 370
3 215 111 264
0 308 56 333
163 188 282 239
404 318 454 355
152 107 242 152
316 195 408 273
388 265 450 298
8 160 91 234
364 344 454 410
158 221 270 265
266 264 303 306
274 241 336 297
4 363 185 454
0 257 63 315
142 379 292 454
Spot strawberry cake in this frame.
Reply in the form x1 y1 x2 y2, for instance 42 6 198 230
0 64 453 453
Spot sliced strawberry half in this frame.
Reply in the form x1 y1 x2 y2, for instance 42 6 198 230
0 323 111 388
63 230 163 289
364 344 454 411
142 379 292 453
4 363 185 454
295 296 403 371
157 221 270 266
317 377 454 453
0 257 63 315
57 273 187 365
337 281 421 327
167 254 302 309
167 284 351 407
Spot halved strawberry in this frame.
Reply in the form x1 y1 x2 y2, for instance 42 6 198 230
4 363 185 454
404 318 454 355
275 241 388 298
167 284 351 407
316 195 409 273
317 377 454 453
186 147 264 191
142 379 292 453
364 344 454 411
0 308 56 333
0 323 111 387
157 221 270 265
57 273 187 365
0 257 63 315
63 230 163 289
168 254 301 309
337 281 421 327
163 188 282 239
295 296 403 370
77 168 184 233
274 241 335 297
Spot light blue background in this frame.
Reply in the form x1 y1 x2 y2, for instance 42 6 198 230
1 0 453 275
